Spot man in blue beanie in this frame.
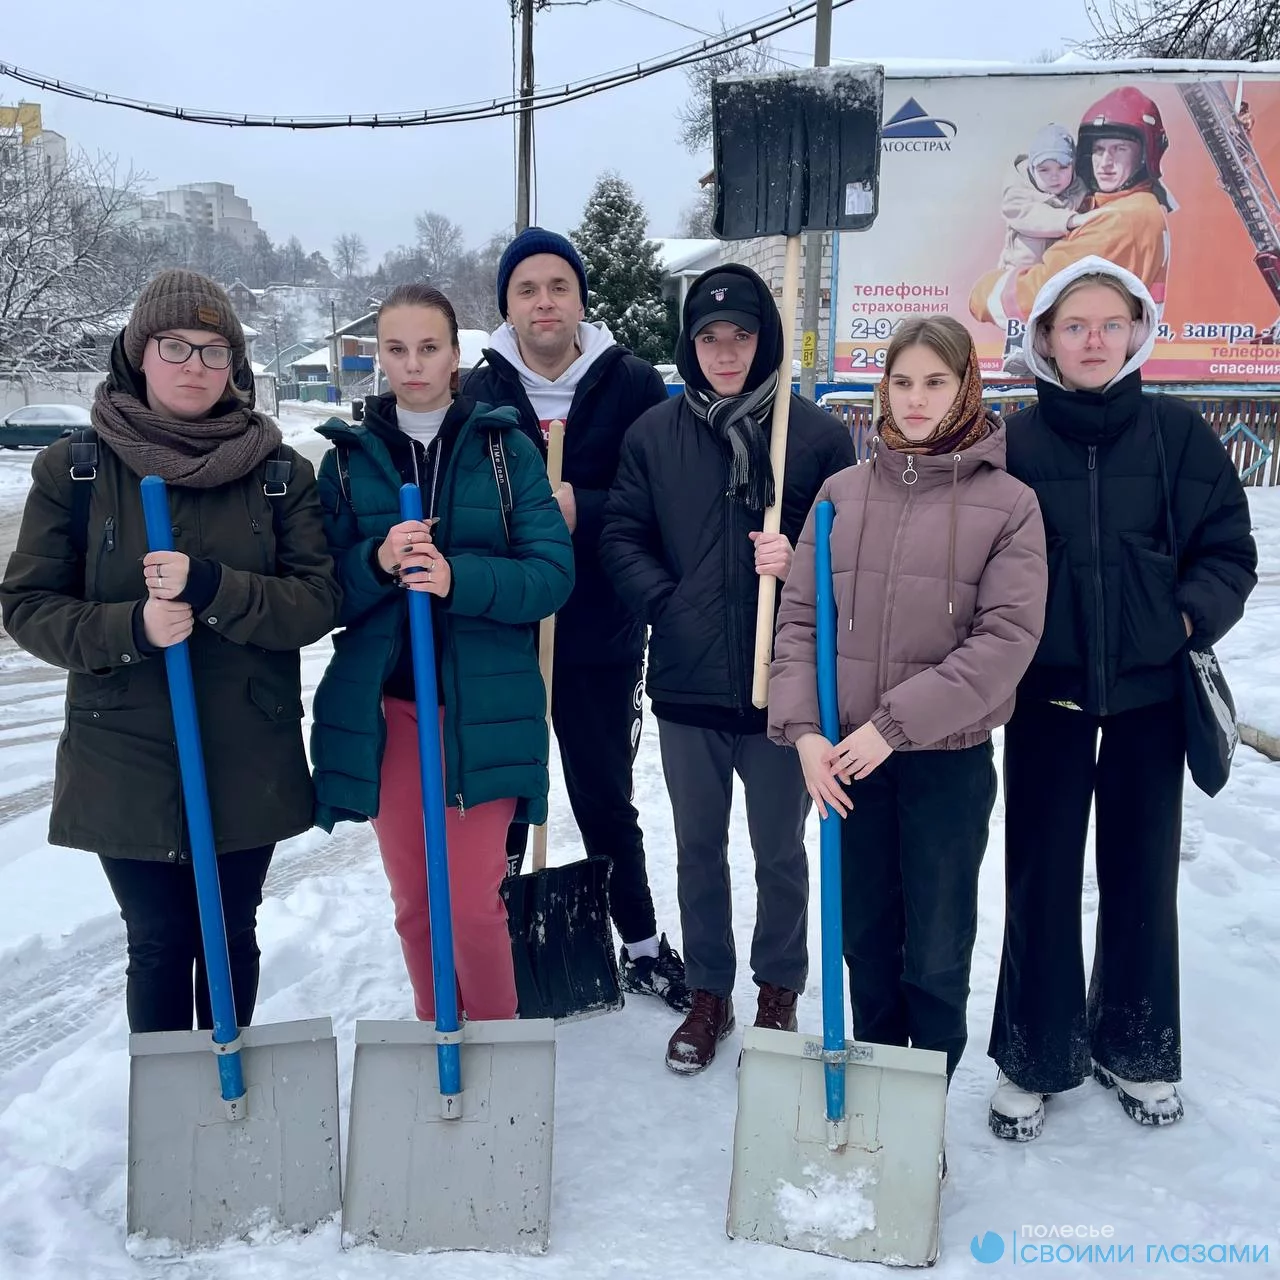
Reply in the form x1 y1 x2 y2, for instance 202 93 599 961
466 227 688 1012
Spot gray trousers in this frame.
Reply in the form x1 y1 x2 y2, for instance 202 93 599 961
657 720 811 998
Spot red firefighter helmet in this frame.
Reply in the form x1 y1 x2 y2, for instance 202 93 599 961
1077 86 1169 187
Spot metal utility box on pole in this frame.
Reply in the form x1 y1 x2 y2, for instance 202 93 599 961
515 0 535 233
799 0 834 401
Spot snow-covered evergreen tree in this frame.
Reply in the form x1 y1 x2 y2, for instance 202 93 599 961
572 173 674 364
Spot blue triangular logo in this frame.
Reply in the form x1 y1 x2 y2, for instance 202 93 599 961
883 97 957 139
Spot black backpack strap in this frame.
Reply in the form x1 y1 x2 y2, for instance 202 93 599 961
335 442 353 512
487 429 513 542
262 443 292 499
68 428 99 560
260 443 293 543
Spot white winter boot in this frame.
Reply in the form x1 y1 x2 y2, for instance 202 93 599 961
1092 1061 1184 1126
989 1071 1046 1141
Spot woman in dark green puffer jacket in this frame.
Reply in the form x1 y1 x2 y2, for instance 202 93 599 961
311 284 573 1021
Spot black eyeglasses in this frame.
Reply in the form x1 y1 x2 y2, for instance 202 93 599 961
152 336 233 370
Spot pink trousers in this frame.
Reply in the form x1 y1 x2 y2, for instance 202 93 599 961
370 697 518 1021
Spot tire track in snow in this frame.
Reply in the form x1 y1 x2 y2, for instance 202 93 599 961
0 825 377 1077
0 784 52 823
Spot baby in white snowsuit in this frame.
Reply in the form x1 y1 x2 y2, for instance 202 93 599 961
998 123 1092 270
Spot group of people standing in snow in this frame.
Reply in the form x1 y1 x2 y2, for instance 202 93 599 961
0 220 1256 1145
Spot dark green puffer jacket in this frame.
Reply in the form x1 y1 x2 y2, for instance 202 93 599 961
310 394 574 829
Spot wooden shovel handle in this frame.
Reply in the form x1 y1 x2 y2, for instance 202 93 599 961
532 419 566 872
751 234 802 710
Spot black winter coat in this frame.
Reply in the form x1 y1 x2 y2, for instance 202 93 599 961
600 394 856 732
464 344 666 667
1005 373 1257 716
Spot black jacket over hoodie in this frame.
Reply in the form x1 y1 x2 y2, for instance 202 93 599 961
463 340 666 667
1005 373 1256 716
599 264 857 733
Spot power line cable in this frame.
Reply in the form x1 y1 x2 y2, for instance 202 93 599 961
0 1 854 130
604 0 807 66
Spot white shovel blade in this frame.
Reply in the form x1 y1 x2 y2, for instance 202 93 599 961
126 1017 342 1249
728 1026 947 1267
342 1017 556 1255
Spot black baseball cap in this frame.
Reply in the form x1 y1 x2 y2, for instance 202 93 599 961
686 271 763 337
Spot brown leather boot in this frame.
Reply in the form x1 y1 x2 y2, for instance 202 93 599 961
754 982 799 1032
665 990 735 1074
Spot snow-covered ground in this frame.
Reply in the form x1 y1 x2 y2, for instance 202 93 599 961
0 466 1277 1279
1216 488 1280 741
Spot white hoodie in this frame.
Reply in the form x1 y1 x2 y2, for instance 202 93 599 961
486 319 617 438
1004 254 1159 390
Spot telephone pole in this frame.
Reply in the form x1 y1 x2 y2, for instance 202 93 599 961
799 0 833 401
515 0 536 233
330 300 340 403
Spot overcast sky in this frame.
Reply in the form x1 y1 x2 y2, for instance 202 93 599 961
8 1 1096 264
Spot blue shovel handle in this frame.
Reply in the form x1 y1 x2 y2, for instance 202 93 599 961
813 500 846 1133
139 477 246 1118
398 484 462 1104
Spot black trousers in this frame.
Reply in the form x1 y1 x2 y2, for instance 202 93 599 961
842 743 995 1081
100 846 274 1034
506 658 658 946
990 697 1185 1093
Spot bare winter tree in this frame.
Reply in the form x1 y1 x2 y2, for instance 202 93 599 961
0 148 160 374
247 230 283 287
677 32 776 154
1086 0 1280 60
677 185 716 238
414 212 466 286
256 291 309 354
280 235 308 286
332 232 368 280
449 232 507 333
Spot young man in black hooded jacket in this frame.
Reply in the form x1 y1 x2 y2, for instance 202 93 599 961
600 264 856 1073
463 227 689 1011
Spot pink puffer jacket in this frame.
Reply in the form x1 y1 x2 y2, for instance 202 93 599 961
769 422 1047 752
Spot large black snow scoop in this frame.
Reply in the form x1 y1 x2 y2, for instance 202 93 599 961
711 64 884 708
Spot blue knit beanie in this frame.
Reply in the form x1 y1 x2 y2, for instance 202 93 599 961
496 227 589 317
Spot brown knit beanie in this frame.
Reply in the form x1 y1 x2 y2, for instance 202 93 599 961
123 269 246 373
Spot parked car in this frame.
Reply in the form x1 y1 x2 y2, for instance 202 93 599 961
0 403 91 449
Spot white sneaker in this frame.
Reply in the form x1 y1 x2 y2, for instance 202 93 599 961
1092 1061 1184 1126
989 1071 1046 1141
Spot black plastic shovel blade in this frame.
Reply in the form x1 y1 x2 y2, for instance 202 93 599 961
712 64 884 239
501 856 623 1022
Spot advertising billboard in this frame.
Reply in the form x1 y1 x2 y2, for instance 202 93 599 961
832 67 1280 382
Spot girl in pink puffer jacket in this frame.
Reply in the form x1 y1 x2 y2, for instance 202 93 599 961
768 316 1047 1083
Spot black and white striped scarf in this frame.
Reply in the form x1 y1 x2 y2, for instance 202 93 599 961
683 371 779 511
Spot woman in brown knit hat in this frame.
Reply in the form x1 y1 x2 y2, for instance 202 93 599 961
769 316 1048 1089
0 268 340 1034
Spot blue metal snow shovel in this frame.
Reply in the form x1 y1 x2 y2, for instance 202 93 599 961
342 483 556 1255
126 476 341 1249
727 500 948 1266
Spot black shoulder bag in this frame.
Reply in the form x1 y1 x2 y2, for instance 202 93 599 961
1151 402 1239 797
